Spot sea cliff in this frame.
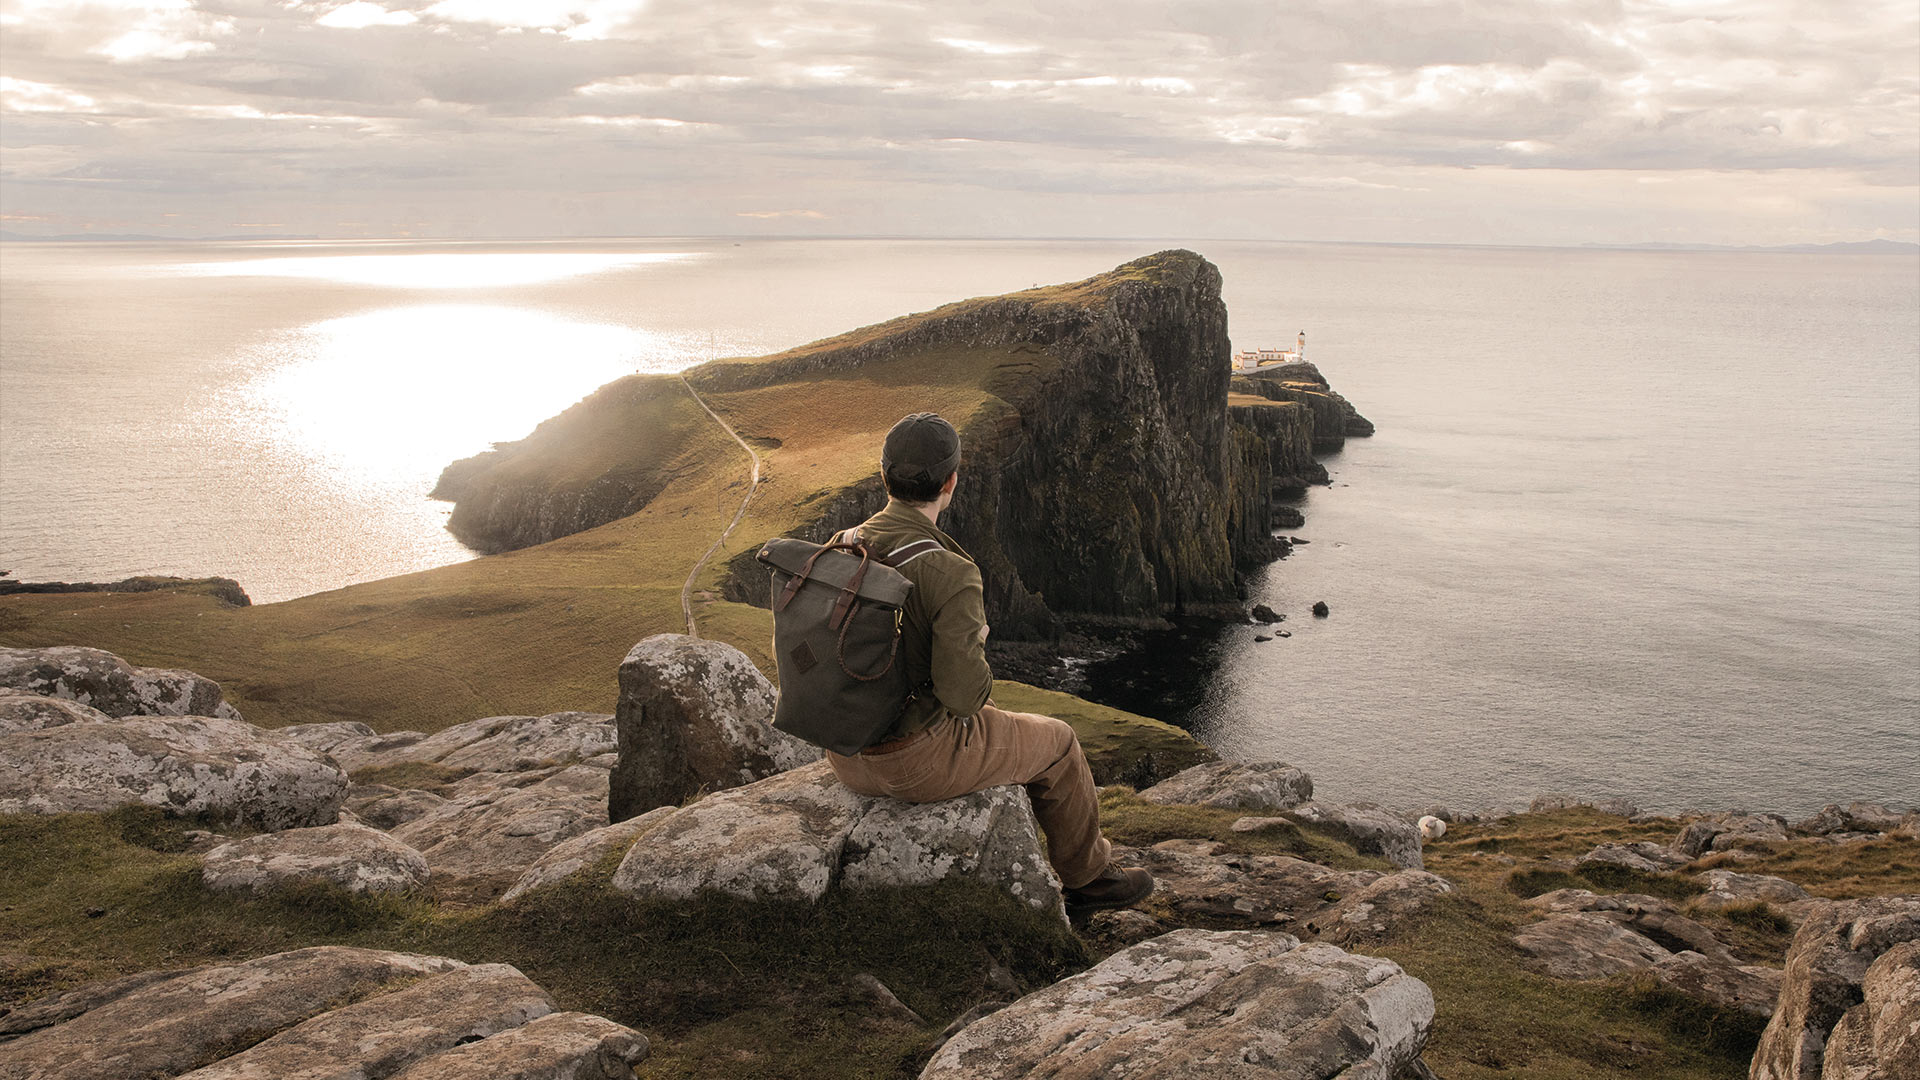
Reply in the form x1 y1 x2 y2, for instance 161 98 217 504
433 250 1369 636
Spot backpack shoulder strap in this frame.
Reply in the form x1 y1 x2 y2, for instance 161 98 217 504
880 538 944 568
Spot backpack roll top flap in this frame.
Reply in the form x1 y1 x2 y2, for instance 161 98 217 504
759 538 913 608
757 537 921 756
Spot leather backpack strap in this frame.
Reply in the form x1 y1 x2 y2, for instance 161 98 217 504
879 539 944 568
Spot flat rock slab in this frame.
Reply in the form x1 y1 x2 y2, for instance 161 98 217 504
1751 894 1920 1080
390 766 611 901
920 928 1435 1080
1513 912 1674 980
1526 889 1735 963
503 806 674 902
1110 840 1451 945
1690 869 1812 914
0 689 112 734
612 760 1062 918
0 714 347 830
0 947 468 1080
201 821 430 895
0 645 243 722
1135 760 1312 811
1579 842 1692 873
607 634 819 820
1650 950 1781 1019
1289 801 1424 869
176 963 553 1080
386 1011 649 1080
316 711 617 775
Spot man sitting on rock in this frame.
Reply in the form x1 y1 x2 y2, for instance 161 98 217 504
825 412 1155 921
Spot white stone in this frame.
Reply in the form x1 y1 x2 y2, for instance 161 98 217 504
201 822 429 895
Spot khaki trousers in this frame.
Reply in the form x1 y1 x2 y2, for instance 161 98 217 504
826 704 1113 889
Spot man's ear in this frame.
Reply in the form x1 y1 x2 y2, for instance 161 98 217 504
941 471 959 495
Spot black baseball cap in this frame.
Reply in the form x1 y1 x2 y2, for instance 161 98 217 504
882 412 961 484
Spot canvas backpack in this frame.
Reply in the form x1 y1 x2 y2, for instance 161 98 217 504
756 530 943 755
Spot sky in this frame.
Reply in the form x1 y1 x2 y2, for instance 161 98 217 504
0 0 1915 246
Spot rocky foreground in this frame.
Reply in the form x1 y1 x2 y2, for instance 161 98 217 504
2 641 1916 1079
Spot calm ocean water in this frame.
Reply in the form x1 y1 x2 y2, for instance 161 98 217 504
2 238 1915 814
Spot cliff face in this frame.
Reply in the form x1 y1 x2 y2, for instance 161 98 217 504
438 250 1370 635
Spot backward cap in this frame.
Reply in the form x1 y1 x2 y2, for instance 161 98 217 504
882 412 961 484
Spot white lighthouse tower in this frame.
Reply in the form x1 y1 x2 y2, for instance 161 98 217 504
1295 330 1306 360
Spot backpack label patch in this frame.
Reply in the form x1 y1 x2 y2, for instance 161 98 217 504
790 640 819 674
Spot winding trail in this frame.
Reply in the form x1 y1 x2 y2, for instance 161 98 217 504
678 374 762 638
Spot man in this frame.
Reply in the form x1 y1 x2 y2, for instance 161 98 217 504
825 412 1155 920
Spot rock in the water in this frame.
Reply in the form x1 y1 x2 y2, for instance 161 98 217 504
1136 760 1312 811
0 645 243 722
0 947 467 1080
1691 868 1812 914
607 635 819 821
1579 841 1693 874
1290 801 1424 869
1650 951 1782 1019
612 760 1061 917
1819 939 1919 1080
1514 912 1674 980
920 928 1435 1080
1311 600 1330 617
386 1011 650 1079
502 806 674 902
1531 794 1640 819
0 714 346 830
1249 603 1282 624
0 688 112 733
1750 895 1920 1080
1795 802 1910 837
176 963 553 1080
201 821 430 895
391 765 610 901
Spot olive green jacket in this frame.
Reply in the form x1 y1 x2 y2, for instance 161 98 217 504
852 499 993 737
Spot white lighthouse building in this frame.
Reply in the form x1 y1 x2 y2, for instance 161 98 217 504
1232 330 1307 371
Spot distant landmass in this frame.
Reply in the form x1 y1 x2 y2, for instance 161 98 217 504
0 230 322 242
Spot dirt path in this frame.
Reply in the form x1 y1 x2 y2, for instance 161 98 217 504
677 374 762 638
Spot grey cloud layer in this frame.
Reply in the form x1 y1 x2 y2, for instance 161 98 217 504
1 0 1914 238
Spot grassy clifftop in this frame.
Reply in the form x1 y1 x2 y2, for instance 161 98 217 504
0 252 1237 759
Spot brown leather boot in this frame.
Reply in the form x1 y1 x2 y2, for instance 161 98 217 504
1063 865 1155 925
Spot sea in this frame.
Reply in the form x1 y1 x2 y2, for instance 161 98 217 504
2 237 1915 816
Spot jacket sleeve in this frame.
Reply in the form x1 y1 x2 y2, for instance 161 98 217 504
928 560 994 718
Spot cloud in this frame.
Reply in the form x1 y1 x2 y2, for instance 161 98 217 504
0 0 1913 242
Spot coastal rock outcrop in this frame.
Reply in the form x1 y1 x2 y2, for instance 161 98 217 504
390 764 611 901
607 634 819 821
1289 801 1425 870
0 714 346 829
1109 839 1452 945
610 760 1062 917
200 821 431 895
1750 895 1920 1080
0 645 243 722
1819 940 1919 1080
1692 869 1813 916
1135 759 1313 811
502 806 674 902
920 929 1434 1079
1579 841 1694 873
309 711 618 775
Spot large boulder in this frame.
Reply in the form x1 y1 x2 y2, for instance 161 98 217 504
1652 951 1782 1019
1750 895 1920 1080
1514 912 1675 980
201 821 430 895
0 689 112 733
1579 841 1693 873
1692 869 1814 915
920 929 1435 1079
0 714 346 830
1526 889 1735 964
1820 940 1919 1080
607 635 819 821
390 765 610 901
0 645 243 721
0 947 467 1080
1135 760 1312 811
0 949 649 1080
1289 801 1424 870
611 760 1062 917
1794 803 1910 837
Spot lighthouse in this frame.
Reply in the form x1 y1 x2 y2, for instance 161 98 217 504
1296 330 1306 360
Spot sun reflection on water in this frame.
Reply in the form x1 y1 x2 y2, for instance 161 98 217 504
183 251 693 289
233 304 701 493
